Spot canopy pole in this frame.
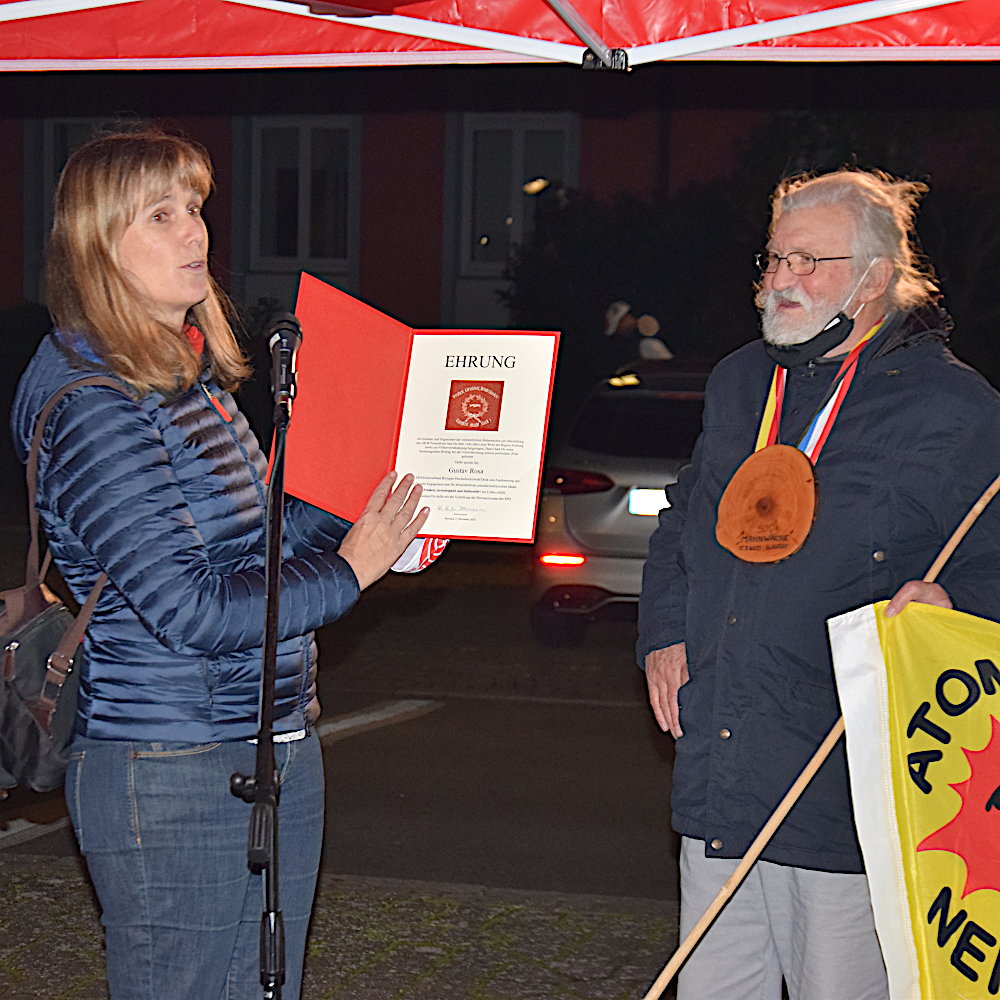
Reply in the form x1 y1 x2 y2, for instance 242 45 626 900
235 0 585 64
541 0 627 69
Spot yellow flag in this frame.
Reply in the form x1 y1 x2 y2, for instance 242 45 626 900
829 602 1000 1000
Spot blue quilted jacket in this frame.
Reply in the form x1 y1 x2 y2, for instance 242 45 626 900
11 332 360 742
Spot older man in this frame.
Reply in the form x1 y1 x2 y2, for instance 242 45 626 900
638 168 1000 1000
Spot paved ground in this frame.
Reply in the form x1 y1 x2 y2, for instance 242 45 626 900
0 539 682 998
0 854 678 1000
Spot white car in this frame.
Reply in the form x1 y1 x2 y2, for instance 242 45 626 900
531 364 707 645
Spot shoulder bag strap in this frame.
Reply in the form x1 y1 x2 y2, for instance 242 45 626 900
25 375 125 587
25 375 129 713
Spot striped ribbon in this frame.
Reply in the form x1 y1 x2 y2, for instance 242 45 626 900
753 318 885 462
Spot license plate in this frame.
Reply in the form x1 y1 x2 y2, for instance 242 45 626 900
628 488 669 516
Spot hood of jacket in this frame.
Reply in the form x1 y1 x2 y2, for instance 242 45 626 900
870 301 952 361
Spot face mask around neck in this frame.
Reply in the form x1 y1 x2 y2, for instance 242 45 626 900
764 258 877 369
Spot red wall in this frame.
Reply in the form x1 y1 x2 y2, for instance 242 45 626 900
171 116 234 291
0 118 24 309
580 109 661 202
360 113 445 326
666 109 767 195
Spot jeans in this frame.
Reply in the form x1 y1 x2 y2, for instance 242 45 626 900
65 734 324 1000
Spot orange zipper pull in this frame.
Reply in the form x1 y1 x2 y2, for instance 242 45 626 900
201 383 233 423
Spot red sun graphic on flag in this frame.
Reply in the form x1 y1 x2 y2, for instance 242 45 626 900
917 714 1000 898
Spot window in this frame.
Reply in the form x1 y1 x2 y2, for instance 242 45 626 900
250 116 360 275
459 113 578 278
41 119 107 214
23 118 109 301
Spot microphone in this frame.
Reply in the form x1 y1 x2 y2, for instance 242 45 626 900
268 313 302 413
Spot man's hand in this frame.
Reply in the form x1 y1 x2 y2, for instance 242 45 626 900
338 472 430 590
884 580 952 618
645 643 689 738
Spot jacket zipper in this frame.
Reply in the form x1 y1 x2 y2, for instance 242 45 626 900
200 382 232 423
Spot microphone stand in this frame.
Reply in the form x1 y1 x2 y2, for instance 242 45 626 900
230 390 293 1000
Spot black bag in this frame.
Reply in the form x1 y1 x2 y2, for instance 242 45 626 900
0 376 120 794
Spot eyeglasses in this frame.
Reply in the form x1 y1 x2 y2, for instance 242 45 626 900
755 251 854 276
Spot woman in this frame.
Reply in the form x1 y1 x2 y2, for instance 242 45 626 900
11 126 427 999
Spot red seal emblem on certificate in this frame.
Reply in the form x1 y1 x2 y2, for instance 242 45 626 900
445 380 504 431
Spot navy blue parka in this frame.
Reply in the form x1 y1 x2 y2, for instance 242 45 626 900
637 305 1000 873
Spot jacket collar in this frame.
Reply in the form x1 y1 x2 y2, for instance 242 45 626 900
870 302 952 361
782 303 952 379
54 328 104 367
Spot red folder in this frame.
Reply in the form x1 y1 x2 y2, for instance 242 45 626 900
285 273 558 542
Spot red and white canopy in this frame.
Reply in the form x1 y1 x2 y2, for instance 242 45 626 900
1 0 998 70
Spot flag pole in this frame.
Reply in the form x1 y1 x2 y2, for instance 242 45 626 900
639 717 845 1000
641 468 1000 1000
923 470 1000 585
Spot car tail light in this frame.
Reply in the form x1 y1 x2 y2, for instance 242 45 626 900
545 468 614 494
538 553 586 566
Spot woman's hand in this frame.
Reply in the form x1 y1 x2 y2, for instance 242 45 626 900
338 472 430 590
884 580 952 618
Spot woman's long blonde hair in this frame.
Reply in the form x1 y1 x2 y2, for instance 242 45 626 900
46 126 249 395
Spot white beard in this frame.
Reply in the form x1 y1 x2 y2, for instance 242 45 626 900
759 286 843 346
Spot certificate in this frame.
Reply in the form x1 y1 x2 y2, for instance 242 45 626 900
284 273 559 542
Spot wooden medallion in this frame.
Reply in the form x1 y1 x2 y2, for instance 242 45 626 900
715 444 816 563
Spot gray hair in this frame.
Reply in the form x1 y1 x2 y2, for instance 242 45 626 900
769 168 938 310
